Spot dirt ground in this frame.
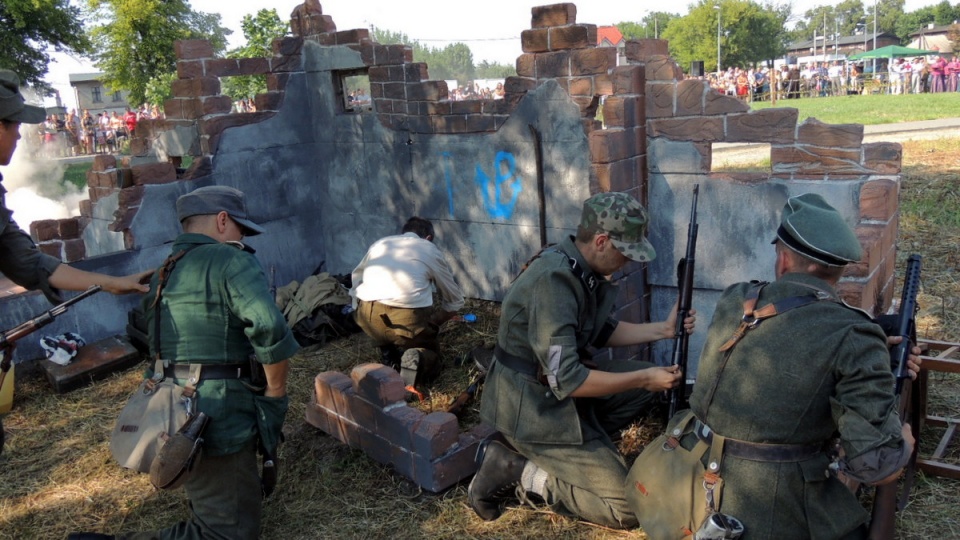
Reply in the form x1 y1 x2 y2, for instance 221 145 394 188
1 137 958 539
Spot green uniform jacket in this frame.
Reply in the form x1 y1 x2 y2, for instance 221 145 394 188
142 233 299 457
480 236 619 444
688 273 904 539
0 176 62 303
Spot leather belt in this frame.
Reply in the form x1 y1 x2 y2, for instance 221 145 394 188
493 344 539 378
163 362 250 381
695 420 822 463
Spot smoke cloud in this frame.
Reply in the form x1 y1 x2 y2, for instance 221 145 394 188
3 127 85 229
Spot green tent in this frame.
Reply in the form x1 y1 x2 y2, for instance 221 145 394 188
847 45 941 61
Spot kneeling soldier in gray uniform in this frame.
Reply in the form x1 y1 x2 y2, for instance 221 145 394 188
469 192 695 528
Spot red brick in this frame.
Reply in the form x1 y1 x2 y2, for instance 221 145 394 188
199 112 274 137
589 128 638 163
797 118 863 148
123 229 136 250
570 48 616 76
610 65 644 95
549 24 597 50
205 58 240 77
92 154 116 172
176 60 205 80
174 40 214 60
237 57 270 76
171 77 221 98
725 109 798 144
676 79 706 116
117 186 146 209
378 405 422 449
198 95 233 116
79 199 93 218
120 168 134 188
521 28 549 53
271 36 303 56
304 399 333 433
846 225 884 278
403 63 429 82
770 146 865 175
594 74 613 95
411 412 458 460
270 54 302 72
85 169 99 188
62 238 85 262
449 100 481 114
38 241 61 259
266 73 290 92
406 81 448 101
57 218 80 239
31 219 59 242
591 157 639 193
648 117 724 142
565 76 591 96
334 28 369 45
131 162 177 186
351 363 405 406
645 55 684 81
863 142 902 174
646 83 675 118
703 90 749 115
859 179 898 221
624 39 669 62
531 3 577 28
603 96 642 128
466 114 496 132
571 95 599 117
504 76 537 94
314 371 354 418
515 54 536 77
254 91 284 112
535 51 571 77
87 186 116 204
95 170 119 188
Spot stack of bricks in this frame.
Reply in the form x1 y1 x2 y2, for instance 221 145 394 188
29 218 85 262
305 363 496 492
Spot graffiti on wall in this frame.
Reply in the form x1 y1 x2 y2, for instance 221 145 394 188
442 150 524 221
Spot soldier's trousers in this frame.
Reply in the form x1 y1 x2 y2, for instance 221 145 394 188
354 299 442 384
507 359 658 529
122 442 262 540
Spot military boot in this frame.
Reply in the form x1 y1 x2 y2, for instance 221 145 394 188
467 440 527 521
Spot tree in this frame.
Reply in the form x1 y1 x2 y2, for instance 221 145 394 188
221 9 289 101
0 0 91 91
475 60 514 79
662 0 789 73
617 12 680 40
86 0 231 106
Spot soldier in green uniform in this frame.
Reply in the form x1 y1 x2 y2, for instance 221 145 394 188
643 193 914 539
70 186 299 540
468 192 695 528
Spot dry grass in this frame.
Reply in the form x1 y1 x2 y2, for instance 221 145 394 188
2 139 960 539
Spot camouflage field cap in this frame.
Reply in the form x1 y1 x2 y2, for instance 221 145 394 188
580 192 656 262
774 193 861 267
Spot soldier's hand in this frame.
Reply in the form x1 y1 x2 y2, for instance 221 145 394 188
102 269 154 295
887 336 923 380
664 302 697 337
643 365 682 392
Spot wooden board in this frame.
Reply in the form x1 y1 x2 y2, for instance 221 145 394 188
42 334 143 393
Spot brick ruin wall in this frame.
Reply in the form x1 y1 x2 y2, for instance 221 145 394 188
6 2 900 377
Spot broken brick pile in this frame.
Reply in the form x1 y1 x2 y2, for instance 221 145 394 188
30 217 85 263
305 363 496 492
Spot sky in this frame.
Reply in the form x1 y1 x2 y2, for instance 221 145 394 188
44 0 934 109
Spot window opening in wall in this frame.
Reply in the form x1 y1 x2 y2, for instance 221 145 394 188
92 86 102 103
336 69 373 114
711 142 772 173
111 91 122 102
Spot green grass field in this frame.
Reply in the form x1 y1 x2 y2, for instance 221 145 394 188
749 92 960 125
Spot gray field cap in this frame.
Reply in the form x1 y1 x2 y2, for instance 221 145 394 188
580 192 656 262
774 193 862 266
177 185 265 236
0 70 45 124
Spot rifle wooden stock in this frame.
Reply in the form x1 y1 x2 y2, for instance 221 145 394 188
868 254 922 540
667 185 699 419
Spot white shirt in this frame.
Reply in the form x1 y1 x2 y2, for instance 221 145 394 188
351 232 465 312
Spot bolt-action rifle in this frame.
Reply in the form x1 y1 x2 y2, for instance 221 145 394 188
868 254 922 540
0 286 102 453
667 185 699 420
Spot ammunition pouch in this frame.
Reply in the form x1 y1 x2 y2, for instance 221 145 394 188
149 411 210 490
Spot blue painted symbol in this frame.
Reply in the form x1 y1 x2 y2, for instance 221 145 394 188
442 152 455 217
475 151 522 220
